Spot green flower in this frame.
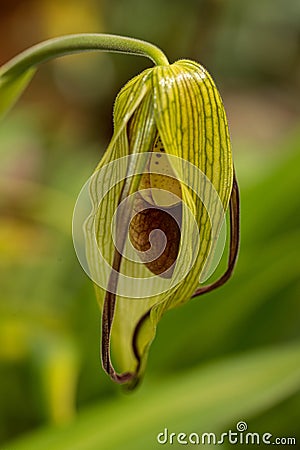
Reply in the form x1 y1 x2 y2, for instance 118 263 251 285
83 59 239 388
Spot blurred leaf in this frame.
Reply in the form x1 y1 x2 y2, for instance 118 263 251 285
30 334 80 425
8 342 300 449
0 68 36 119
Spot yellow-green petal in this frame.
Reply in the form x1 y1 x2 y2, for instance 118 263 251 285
85 69 159 375
133 61 233 381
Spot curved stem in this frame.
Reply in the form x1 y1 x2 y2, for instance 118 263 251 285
0 33 169 79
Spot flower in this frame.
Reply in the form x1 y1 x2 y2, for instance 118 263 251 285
83 60 235 387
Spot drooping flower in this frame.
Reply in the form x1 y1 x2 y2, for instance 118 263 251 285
80 59 239 388
0 34 239 389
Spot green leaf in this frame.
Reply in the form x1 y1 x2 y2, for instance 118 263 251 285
0 68 36 119
8 342 300 449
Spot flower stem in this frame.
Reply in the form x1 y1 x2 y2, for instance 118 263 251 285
0 33 169 79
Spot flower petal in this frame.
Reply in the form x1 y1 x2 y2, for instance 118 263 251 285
85 69 161 378
131 61 234 382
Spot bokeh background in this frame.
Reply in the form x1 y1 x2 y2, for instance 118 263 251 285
0 0 300 448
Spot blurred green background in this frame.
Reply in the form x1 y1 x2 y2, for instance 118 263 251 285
0 0 300 448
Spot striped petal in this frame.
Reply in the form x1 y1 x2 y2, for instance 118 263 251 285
132 61 233 382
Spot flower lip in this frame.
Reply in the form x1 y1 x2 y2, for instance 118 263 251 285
129 194 182 279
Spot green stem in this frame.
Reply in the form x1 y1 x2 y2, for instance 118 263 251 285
0 33 169 79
